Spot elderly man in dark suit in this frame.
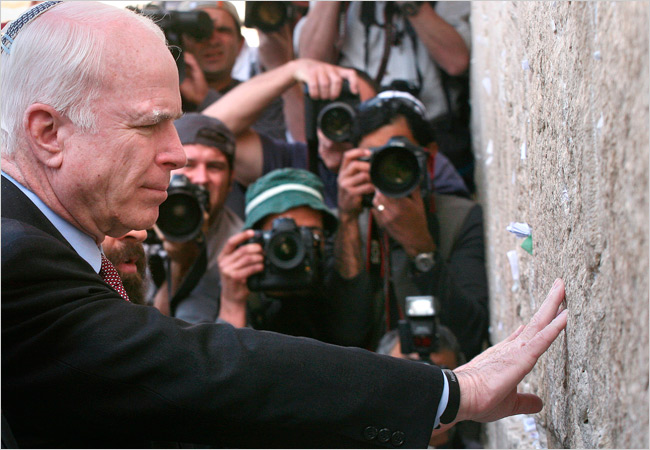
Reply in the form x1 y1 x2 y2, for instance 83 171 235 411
1 2 568 448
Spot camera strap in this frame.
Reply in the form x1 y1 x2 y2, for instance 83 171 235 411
168 236 208 316
366 151 438 331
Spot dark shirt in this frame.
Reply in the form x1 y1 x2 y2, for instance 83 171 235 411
225 133 470 219
185 79 288 142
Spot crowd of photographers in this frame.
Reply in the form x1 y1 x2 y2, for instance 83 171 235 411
114 1 483 447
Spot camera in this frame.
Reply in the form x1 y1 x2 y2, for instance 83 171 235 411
361 136 429 207
157 174 210 243
129 3 214 83
304 80 360 143
244 1 293 33
245 217 322 292
398 295 441 363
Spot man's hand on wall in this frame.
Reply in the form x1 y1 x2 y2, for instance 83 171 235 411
449 279 568 427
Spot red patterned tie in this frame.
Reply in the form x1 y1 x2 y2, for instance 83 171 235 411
99 253 130 302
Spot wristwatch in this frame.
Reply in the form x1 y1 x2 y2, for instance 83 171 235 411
414 251 436 272
399 1 423 17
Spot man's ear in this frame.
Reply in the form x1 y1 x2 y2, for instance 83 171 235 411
24 103 68 169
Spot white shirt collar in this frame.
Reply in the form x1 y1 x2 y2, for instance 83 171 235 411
2 171 102 273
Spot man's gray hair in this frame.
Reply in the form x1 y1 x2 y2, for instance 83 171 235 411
0 2 166 156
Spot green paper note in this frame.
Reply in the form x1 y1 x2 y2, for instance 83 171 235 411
521 235 533 255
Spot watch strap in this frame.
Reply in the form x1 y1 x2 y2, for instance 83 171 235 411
440 369 460 425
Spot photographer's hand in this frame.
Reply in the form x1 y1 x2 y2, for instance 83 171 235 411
371 188 436 257
333 148 375 280
217 230 264 328
180 52 209 106
293 58 360 101
440 279 568 431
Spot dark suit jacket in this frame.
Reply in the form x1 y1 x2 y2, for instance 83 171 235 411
1 177 443 448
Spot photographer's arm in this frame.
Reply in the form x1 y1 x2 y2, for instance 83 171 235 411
297 2 343 63
216 230 264 328
257 24 306 142
400 2 470 76
202 58 359 138
334 149 374 279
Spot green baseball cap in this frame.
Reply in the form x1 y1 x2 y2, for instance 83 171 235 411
244 168 338 233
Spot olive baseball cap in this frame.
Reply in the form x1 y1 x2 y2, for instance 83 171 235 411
174 113 236 168
244 168 338 233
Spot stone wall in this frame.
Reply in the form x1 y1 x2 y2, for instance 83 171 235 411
470 2 649 448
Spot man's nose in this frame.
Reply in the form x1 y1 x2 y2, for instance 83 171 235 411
207 27 222 45
158 126 187 171
190 165 208 185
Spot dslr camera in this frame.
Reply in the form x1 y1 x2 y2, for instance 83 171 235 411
244 1 295 33
245 217 322 292
129 3 214 83
361 136 430 207
304 80 360 143
398 295 441 363
157 174 210 243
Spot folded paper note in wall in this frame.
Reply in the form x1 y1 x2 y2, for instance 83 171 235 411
506 222 533 255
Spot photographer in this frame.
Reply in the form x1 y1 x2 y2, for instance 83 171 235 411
152 113 244 322
335 90 489 359
174 1 288 141
202 57 469 219
217 168 374 347
103 230 149 306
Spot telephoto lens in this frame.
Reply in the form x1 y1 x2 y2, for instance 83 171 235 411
244 1 290 33
157 174 210 242
367 136 429 198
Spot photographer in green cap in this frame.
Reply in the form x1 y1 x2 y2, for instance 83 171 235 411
216 168 374 347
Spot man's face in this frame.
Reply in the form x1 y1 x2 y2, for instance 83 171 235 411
103 230 148 305
318 78 377 172
55 23 185 240
357 116 417 150
259 205 325 239
183 8 243 82
176 143 233 220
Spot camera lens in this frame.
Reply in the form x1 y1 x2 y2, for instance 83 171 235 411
157 193 204 242
371 146 421 197
317 102 356 142
267 231 306 270
246 2 288 33
257 2 286 29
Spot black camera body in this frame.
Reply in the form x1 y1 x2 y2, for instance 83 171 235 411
244 1 293 33
157 174 210 243
304 80 360 143
361 136 430 207
398 295 441 362
130 4 213 83
245 217 322 292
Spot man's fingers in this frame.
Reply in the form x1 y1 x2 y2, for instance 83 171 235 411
526 309 568 361
503 324 526 343
520 279 566 340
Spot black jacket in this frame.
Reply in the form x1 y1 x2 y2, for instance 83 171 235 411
1 176 442 448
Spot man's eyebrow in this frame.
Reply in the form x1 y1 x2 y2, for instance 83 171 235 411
151 110 183 122
134 110 182 124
